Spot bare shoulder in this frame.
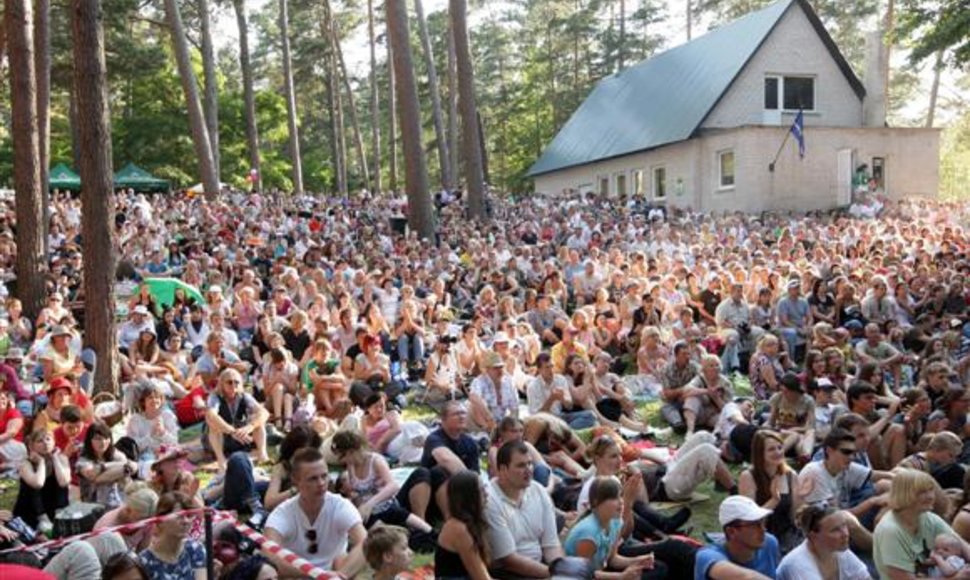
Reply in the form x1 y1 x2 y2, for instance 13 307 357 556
439 519 474 550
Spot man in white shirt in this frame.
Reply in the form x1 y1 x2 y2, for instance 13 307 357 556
485 441 564 578
526 353 596 430
264 447 367 575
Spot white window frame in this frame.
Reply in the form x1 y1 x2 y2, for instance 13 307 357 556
717 150 736 191
652 166 667 200
764 74 816 112
632 169 645 196
615 172 627 197
597 175 610 196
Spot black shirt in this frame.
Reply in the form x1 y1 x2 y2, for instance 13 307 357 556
421 428 480 473
282 327 311 361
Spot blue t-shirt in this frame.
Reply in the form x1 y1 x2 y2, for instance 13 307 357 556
563 514 622 571
694 533 780 580
777 297 810 328
140 540 206 580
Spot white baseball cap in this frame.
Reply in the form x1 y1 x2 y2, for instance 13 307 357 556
718 496 773 527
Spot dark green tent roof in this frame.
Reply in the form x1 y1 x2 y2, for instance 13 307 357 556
527 0 865 177
49 163 81 191
113 163 170 192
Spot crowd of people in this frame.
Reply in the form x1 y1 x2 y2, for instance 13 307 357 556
0 189 967 579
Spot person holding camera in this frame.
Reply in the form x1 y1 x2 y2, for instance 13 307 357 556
716 282 762 374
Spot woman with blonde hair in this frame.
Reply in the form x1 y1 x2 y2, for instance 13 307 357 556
749 334 785 399
874 469 970 579
636 326 669 379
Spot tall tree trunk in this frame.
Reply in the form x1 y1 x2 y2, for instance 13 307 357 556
387 34 398 192
385 0 433 239
324 0 369 189
279 0 303 194
6 0 46 320
71 0 118 395
69 86 82 172
163 0 219 198
199 0 219 180
477 111 489 186
414 0 451 190
34 0 49 255
450 0 485 219
325 46 343 194
331 43 348 195
618 0 625 71
367 0 381 193
926 49 943 128
233 0 261 191
446 17 459 189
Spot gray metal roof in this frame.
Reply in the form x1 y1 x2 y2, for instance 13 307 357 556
527 0 857 178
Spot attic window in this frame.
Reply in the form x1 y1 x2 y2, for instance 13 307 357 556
764 75 815 111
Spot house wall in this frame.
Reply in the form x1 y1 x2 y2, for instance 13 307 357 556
532 126 939 213
701 3 864 130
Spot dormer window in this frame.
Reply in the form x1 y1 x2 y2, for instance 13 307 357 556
764 75 815 111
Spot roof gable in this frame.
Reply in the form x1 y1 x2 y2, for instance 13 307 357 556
527 0 864 178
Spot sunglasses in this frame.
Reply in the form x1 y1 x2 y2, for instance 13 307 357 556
305 529 318 554
837 447 856 456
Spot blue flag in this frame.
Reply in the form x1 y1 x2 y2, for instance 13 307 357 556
790 110 805 158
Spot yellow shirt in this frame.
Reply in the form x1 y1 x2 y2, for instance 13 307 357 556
550 342 588 374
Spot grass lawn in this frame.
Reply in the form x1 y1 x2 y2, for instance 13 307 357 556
0 376 752 572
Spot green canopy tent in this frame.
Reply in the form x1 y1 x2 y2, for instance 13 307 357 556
143 278 204 309
49 163 81 191
113 163 170 193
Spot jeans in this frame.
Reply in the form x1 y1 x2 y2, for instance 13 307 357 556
779 327 801 361
222 451 268 511
398 333 425 365
533 463 552 487
720 329 741 372
661 401 684 429
561 409 597 430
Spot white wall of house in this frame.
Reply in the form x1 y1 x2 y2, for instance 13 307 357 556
701 3 864 131
533 126 939 213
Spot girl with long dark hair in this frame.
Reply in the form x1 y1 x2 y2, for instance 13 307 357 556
564 476 662 579
77 421 137 509
738 430 801 552
435 470 491 579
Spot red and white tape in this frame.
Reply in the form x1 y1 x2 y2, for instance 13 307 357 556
234 521 340 579
0 507 229 554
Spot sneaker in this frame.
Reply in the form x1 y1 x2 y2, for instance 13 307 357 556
409 529 438 554
247 509 268 531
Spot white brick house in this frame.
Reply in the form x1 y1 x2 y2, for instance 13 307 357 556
527 0 939 212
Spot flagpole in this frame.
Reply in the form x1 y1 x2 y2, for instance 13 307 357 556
768 128 792 173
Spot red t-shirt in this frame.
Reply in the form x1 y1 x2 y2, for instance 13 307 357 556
53 422 88 457
0 406 23 442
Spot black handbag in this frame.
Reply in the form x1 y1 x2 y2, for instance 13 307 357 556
53 502 105 538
